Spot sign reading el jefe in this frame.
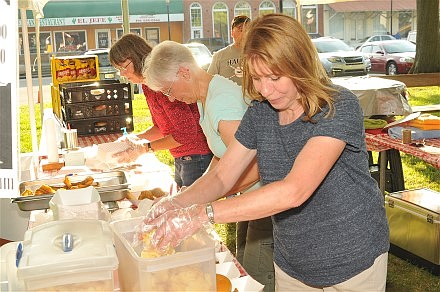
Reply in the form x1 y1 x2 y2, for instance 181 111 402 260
0 0 18 198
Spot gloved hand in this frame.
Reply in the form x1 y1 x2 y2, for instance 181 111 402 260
142 204 209 253
113 136 148 163
144 195 185 221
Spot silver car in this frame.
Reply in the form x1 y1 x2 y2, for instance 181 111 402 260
312 37 371 77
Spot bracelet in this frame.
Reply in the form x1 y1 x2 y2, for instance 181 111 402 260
205 203 215 224
146 142 154 153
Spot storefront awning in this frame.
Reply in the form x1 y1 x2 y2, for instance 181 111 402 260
328 0 416 12
21 0 183 19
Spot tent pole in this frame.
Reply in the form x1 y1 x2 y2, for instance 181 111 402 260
20 8 39 178
33 12 44 123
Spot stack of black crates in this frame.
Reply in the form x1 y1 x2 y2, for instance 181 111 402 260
59 81 134 136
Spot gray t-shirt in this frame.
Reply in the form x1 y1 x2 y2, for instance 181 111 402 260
208 44 243 86
235 86 389 286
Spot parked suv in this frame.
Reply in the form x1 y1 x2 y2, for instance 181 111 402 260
312 37 371 76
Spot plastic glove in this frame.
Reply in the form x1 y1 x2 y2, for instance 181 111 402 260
112 136 148 163
143 204 209 253
144 195 185 221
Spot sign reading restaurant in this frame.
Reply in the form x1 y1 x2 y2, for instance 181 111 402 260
18 14 183 27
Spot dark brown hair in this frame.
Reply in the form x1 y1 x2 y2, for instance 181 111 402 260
109 33 152 75
231 15 250 29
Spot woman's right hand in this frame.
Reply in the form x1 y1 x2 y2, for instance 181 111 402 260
112 136 147 163
144 195 184 222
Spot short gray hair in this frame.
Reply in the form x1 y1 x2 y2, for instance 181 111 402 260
143 40 198 91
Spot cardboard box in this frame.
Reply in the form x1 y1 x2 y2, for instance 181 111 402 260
49 186 102 220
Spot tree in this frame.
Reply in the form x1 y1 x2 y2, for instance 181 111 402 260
409 0 440 73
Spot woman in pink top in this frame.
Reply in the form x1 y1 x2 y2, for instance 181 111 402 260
109 34 212 188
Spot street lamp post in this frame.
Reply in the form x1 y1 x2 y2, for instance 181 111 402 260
165 0 171 40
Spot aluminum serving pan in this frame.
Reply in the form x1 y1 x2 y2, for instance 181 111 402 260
12 171 129 211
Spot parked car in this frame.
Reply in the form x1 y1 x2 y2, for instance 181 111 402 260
354 34 396 49
312 37 371 76
183 43 213 71
407 30 417 43
357 40 416 75
187 37 227 53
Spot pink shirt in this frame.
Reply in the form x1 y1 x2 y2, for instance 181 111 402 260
141 85 211 158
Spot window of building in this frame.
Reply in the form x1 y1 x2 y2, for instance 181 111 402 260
212 2 229 43
54 30 86 53
145 28 160 46
19 32 52 55
328 11 345 40
397 11 414 38
302 5 318 34
116 28 141 40
234 1 251 18
281 0 296 18
372 12 388 35
190 2 203 39
95 29 111 49
259 0 276 16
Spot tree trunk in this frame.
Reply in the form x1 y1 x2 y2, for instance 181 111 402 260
409 0 440 73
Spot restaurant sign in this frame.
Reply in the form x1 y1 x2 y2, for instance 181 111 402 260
18 14 184 27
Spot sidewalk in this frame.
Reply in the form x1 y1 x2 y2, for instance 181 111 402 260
19 77 52 105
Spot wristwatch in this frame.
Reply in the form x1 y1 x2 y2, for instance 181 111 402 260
205 203 215 224
146 142 154 153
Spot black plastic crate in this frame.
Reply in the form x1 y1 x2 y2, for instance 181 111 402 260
64 99 133 120
68 115 134 136
60 81 131 105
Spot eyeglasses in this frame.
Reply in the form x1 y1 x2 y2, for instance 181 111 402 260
117 60 132 72
161 78 176 97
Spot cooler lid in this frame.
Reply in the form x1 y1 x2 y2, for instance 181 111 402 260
17 219 118 280
389 188 440 214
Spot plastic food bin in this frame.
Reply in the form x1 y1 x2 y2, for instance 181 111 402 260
110 217 216 291
17 219 118 291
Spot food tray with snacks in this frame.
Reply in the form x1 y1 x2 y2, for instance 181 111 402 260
12 171 129 211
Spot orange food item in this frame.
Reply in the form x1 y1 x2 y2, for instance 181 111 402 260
216 274 232 292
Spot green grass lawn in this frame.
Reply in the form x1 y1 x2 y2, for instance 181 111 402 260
19 86 440 291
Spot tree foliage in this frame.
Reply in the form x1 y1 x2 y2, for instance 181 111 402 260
409 0 440 73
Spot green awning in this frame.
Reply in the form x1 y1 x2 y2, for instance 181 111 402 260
20 0 183 19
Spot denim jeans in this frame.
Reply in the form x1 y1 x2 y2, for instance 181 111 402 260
174 153 213 188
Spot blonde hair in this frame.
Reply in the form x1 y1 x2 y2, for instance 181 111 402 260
242 14 336 121
143 40 198 91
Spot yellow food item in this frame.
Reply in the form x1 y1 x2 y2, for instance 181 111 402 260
34 184 56 196
140 231 174 258
138 190 154 200
138 188 166 200
20 189 33 197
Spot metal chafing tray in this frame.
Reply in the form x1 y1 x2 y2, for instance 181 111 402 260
12 171 129 211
